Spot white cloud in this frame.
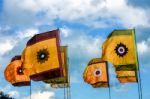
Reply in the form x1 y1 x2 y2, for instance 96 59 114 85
3 0 150 28
68 35 101 57
60 27 72 38
0 27 39 57
0 85 19 98
8 91 19 98
25 91 55 99
61 28 103 59
18 28 39 39
0 85 11 92
105 0 149 27
138 41 149 54
0 39 17 56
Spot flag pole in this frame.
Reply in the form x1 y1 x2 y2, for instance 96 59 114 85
106 62 111 99
67 46 71 99
30 79 32 99
133 28 143 99
68 56 71 99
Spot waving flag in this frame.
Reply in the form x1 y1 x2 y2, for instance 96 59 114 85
102 29 138 70
4 56 30 87
101 29 139 83
83 58 109 88
44 46 69 88
22 29 63 81
51 83 69 88
116 70 137 83
115 64 138 83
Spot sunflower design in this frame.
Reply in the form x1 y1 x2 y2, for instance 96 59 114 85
37 48 50 64
115 43 128 57
17 67 24 75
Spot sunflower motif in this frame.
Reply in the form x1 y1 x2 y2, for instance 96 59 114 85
37 48 49 64
17 67 24 75
115 43 128 57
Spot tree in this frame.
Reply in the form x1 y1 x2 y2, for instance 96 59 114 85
0 91 14 99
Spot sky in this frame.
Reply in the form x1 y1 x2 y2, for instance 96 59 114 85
0 0 150 99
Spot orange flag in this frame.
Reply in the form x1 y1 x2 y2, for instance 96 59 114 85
83 58 109 88
4 56 30 87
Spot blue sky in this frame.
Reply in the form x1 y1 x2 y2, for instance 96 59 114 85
0 0 150 99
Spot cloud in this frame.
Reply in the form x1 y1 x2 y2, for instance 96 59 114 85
60 27 72 38
25 91 55 99
0 39 17 56
138 41 149 54
0 85 11 92
61 27 103 59
0 85 19 98
137 37 150 65
18 28 39 39
0 26 17 56
105 0 149 27
8 91 19 98
60 27 104 85
2 0 150 28
0 26 39 57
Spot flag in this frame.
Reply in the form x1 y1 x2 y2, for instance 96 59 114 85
115 65 138 83
4 55 30 87
44 46 69 87
102 29 138 70
50 83 69 88
22 29 63 81
83 58 109 88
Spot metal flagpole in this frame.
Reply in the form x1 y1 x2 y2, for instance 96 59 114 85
68 56 71 99
30 79 32 99
64 83 66 99
107 62 111 99
133 28 143 99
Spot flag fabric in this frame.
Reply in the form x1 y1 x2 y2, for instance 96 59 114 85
101 29 138 83
117 77 137 83
83 58 109 88
44 46 69 88
51 83 69 88
102 29 138 70
116 71 136 77
22 29 63 81
4 56 30 87
115 65 138 83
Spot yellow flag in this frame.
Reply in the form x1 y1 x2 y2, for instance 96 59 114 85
102 29 137 70
117 77 137 83
22 29 63 81
44 46 69 84
83 58 109 88
50 83 69 88
116 71 136 77
115 67 138 83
